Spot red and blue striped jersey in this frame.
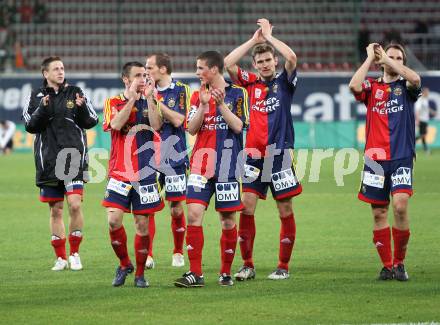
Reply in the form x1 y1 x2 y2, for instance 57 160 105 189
155 79 190 168
103 94 156 182
232 67 298 157
187 83 248 179
355 77 421 161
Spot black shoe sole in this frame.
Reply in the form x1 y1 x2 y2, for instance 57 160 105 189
174 281 204 288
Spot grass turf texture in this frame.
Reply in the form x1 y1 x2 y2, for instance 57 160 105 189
0 152 439 324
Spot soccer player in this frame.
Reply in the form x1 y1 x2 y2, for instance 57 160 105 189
349 43 421 281
224 18 302 280
22 56 98 271
144 53 191 269
415 87 433 154
102 61 164 288
174 51 248 287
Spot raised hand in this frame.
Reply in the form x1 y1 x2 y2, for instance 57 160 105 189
374 45 388 65
257 18 273 39
211 88 225 105
42 95 49 106
127 78 140 100
199 83 211 106
75 93 85 106
366 43 380 61
144 77 155 99
252 28 266 44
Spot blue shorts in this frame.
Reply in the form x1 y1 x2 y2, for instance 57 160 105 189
242 149 302 200
39 181 84 202
358 157 414 205
186 174 243 212
159 164 188 202
102 177 164 215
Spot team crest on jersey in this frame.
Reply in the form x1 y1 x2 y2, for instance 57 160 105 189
167 98 176 108
272 84 278 93
66 100 75 109
393 87 402 96
225 102 233 111
375 89 384 100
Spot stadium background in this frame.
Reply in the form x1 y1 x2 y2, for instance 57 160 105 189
1 0 439 151
1 1 440 324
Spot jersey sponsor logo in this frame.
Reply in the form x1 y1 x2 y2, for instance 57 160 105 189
362 171 385 189
65 180 84 192
244 164 260 179
271 169 297 192
252 97 280 113
139 184 160 205
236 97 243 118
107 178 132 196
375 89 384 100
215 182 239 202
165 174 186 193
201 115 228 131
391 167 411 186
187 174 207 188
372 99 403 115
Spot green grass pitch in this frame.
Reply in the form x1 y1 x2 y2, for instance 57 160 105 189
0 151 439 324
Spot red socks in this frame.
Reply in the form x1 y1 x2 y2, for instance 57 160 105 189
134 234 150 276
68 231 83 255
109 226 131 268
392 227 410 267
220 226 238 275
148 215 156 258
172 213 186 254
373 226 393 269
51 237 67 260
186 225 204 276
278 214 296 270
52 231 83 259
238 213 256 268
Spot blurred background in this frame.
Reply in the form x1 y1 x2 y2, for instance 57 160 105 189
1 0 439 152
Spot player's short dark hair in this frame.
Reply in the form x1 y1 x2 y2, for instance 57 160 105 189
41 56 62 73
197 51 224 74
384 43 407 65
121 61 145 78
251 44 276 60
148 53 172 74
